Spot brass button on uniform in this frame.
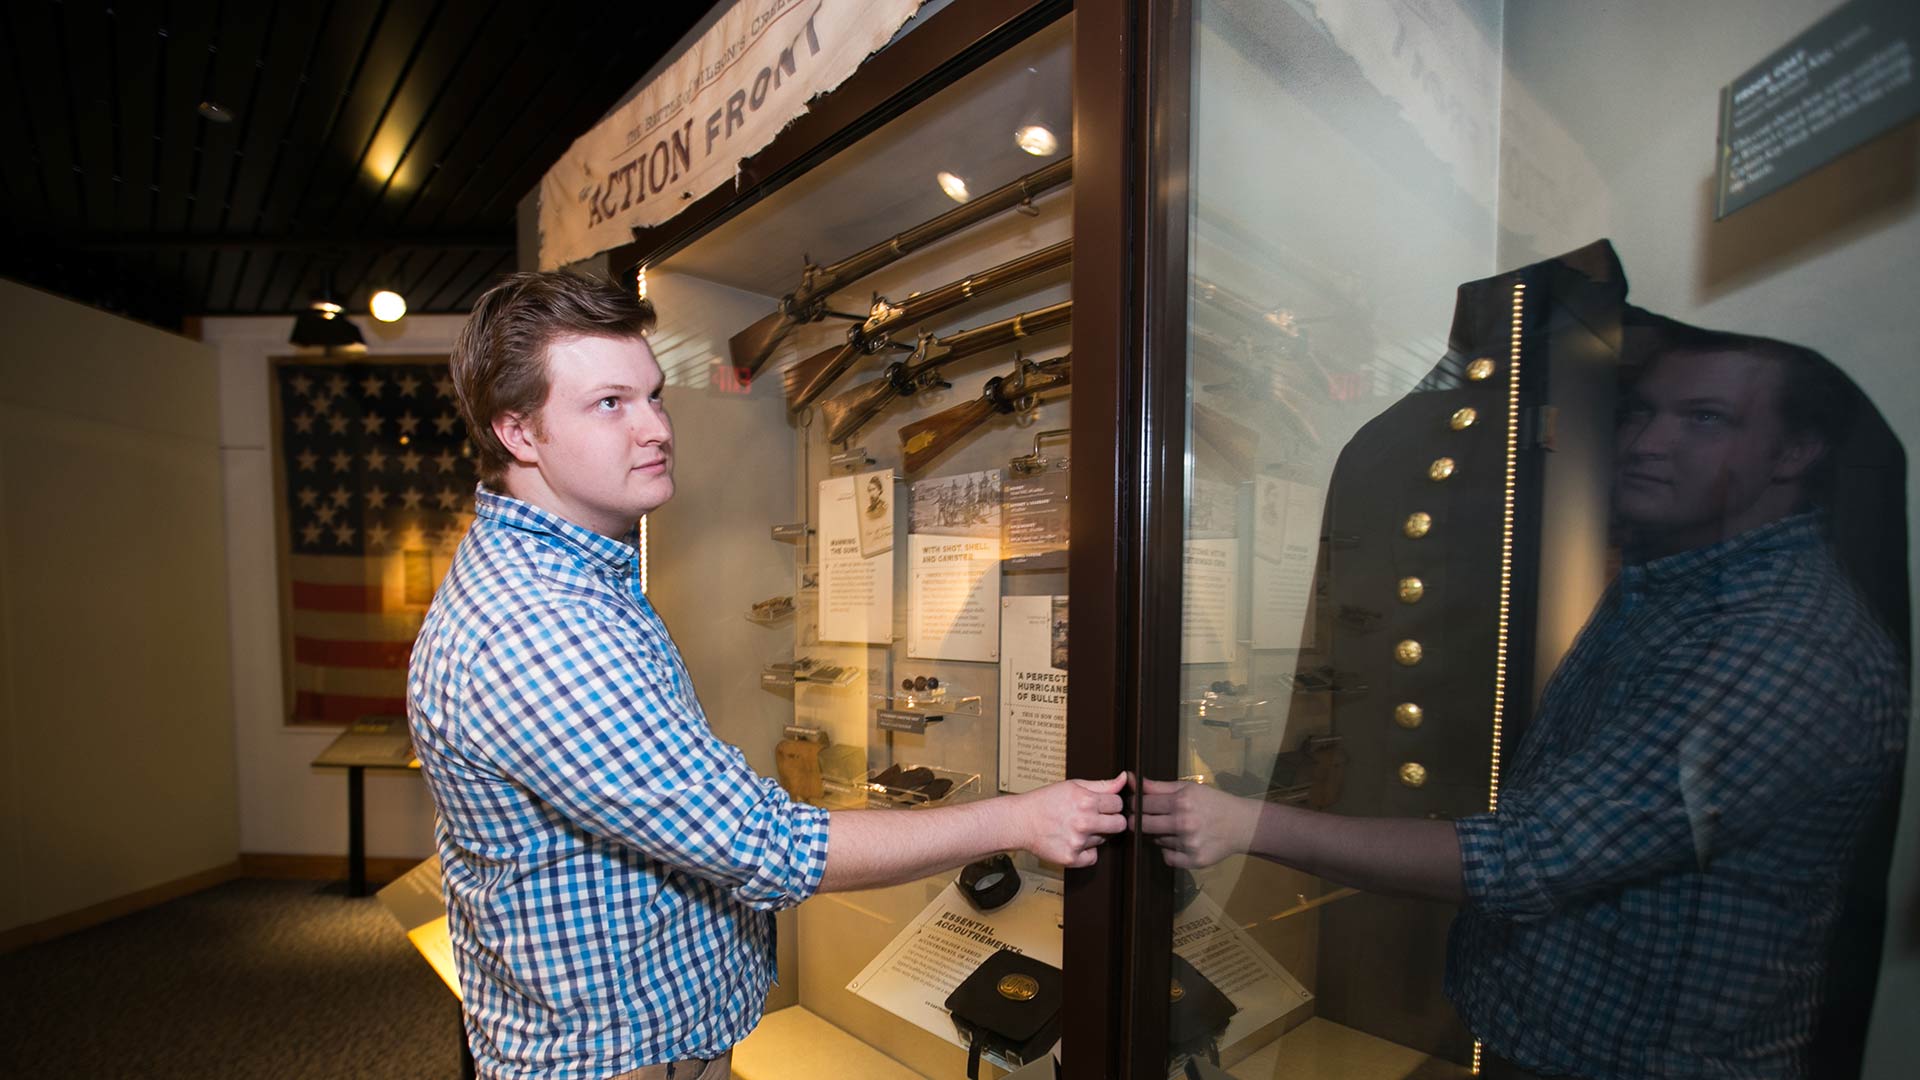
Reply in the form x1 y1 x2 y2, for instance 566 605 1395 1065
1398 762 1428 788
1428 457 1456 481
1395 639 1423 666
1450 407 1478 430
1403 512 1432 539
1394 702 1424 729
997 974 1039 1001
1466 357 1497 381
1397 576 1425 603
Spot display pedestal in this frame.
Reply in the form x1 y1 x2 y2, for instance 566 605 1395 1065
310 717 419 897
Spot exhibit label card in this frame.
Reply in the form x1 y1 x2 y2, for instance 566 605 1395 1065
1182 539 1240 665
1716 0 1919 217
1250 477 1323 650
908 534 1001 661
1003 468 1069 571
1000 596 1067 794
819 475 892 644
847 877 1066 1069
1172 893 1314 1058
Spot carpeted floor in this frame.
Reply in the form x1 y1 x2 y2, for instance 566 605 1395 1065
0 878 463 1079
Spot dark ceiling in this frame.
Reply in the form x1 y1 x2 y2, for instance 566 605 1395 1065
0 0 715 330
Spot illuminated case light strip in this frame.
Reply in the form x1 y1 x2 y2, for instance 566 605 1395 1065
1471 282 1526 1078
1490 281 1524 813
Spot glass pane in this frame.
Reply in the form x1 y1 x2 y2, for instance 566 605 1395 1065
1152 2 1912 1078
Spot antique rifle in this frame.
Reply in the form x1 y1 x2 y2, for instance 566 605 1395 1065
898 353 1072 473
783 238 1072 413
817 300 1072 444
1191 400 1261 479
727 157 1072 378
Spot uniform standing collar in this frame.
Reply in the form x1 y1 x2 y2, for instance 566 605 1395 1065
473 485 638 575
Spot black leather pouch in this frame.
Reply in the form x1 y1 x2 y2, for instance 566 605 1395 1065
944 949 1063 1078
1167 953 1236 1064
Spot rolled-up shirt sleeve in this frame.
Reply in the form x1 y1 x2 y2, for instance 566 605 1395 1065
467 599 829 910
1456 616 1872 921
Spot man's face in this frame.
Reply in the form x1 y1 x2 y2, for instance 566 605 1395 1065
502 333 674 537
1613 349 1815 553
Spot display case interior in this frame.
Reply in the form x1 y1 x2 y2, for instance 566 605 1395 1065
640 15 1074 1078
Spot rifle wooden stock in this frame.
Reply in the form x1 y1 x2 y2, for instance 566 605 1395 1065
1192 401 1261 478
727 157 1073 377
898 354 1073 472
782 238 1073 412
899 398 999 473
817 301 1072 444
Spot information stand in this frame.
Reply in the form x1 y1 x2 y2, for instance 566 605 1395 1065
310 716 419 897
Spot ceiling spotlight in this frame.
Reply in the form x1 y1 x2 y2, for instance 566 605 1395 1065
197 101 235 123
1014 124 1059 157
370 289 408 322
290 295 365 350
936 171 970 203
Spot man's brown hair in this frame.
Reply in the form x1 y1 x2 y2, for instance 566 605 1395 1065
451 270 656 487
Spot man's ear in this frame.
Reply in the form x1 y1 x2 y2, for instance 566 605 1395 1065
493 411 542 467
1772 431 1826 483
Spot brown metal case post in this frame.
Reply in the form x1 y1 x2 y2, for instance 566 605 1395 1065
1063 1 1194 1077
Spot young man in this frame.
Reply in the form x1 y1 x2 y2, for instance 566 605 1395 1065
1142 328 1906 1079
409 272 1126 1080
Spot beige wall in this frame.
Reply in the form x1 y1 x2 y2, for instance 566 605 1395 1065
0 279 238 933
1498 2 1919 1073
201 314 467 862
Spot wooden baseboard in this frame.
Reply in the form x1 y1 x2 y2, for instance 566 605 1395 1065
0 860 241 954
238 851 423 885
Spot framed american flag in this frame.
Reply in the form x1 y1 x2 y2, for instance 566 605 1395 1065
269 355 477 726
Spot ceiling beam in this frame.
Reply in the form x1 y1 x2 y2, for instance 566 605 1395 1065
39 231 516 253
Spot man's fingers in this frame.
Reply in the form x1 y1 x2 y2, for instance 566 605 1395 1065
1076 772 1128 795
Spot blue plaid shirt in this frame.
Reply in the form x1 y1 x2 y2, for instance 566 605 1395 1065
408 488 830 1080
1446 513 1906 1078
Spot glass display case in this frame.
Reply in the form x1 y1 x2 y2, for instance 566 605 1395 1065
611 1 1914 1077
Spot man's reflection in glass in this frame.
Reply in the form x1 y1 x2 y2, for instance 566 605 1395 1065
1143 326 1907 1079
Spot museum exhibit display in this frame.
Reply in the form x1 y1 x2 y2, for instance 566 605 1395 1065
574 0 1914 1076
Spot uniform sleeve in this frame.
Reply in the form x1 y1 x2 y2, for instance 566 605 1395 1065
465 600 829 910
1455 616 1879 921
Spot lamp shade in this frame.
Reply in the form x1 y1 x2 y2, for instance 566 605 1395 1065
289 308 366 349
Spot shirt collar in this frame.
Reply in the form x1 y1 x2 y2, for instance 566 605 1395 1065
1621 510 1824 590
473 485 638 576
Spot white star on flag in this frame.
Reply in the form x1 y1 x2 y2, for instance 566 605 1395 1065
436 375 455 399
433 412 458 435
331 450 354 473
399 450 423 473
435 450 458 473
296 450 319 472
293 413 315 435
435 489 461 511
397 412 421 435
333 523 356 546
361 373 385 398
326 374 349 400
316 505 337 525
365 447 389 471
297 487 319 508
360 413 385 436
330 485 352 508
366 486 390 510
401 487 425 510
366 523 391 550
301 522 323 544
328 414 349 436
290 374 314 398
396 373 422 398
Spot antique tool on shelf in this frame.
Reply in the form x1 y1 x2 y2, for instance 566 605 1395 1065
817 300 1072 444
728 156 1072 378
898 353 1071 473
783 239 1072 412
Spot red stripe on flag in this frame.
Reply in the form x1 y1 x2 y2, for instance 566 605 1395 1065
292 581 386 612
293 637 413 669
293 691 409 727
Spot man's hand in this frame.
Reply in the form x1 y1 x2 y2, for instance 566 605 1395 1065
1009 773 1130 866
1139 777 1261 869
